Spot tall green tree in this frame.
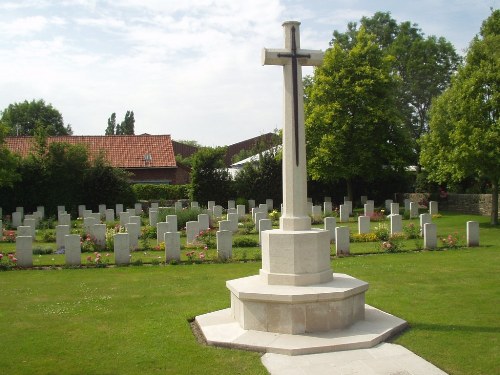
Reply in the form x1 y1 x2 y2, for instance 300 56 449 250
305 26 411 200
420 10 500 225
117 110 135 135
0 121 20 187
190 147 233 205
330 12 461 167
105 113 116 135
0 99 72 136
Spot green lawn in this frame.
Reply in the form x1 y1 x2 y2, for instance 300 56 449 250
0 213 498 374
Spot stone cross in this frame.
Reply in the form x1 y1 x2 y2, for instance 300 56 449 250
263 21 323 231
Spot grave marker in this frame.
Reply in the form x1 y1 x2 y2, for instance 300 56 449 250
65 234 81 266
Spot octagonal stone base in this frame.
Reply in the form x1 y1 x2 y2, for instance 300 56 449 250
228 273 368 334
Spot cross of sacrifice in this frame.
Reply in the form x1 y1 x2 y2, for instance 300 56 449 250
262 21 323 231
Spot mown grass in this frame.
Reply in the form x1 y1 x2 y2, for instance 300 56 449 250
0 213 498 374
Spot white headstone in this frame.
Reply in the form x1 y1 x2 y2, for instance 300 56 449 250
16 236 33 267
16 206 24 218
174 201 183 212
466 221 479 247
198 214 210 230
237 205 246 218
360 196 368 205
390 214 403 235
248 200 256 210
266 199 273 211
344 200 352 215
228 200 236 210
254 211 267 232
114 233 130 265
105 209 115 223
119 211 130 226
93 224 106 248
258 218 273 244
385 199 393 211
358 216 370 234
186 221 200 244
116 204 124 215
311 205 322 221
157 222 169 244
23 218 36 237
208 201 215 210
213 205 223 218
410 202 419 218
390 203 399 216
324 196 331 202
57 205 65 215
127 208 135 216
56 225 70 250
166 215 178 231
151 202 159 209
149 209 158 227
83 209 93 219
65 234 81 266
84 217 97 235
36 206 45 219
216 230 232 260
134 203 142 215
324 216 337 242
227 213 239 232
259 203 268 213
77 205 85 218
420 213 432 230
17 226 32 239
58 213 71 226
219 220 232 232
404 199 411 212
91 212 101 222
423 223 437 249
227 208 237 215
339 204 349 223
125 222 140 250
429 201 438 215
191 201 199 209
129 215 141 225
12 211 22 228
323 201 332 215
335 226 350 255
98 204 106 216
164 231 181 261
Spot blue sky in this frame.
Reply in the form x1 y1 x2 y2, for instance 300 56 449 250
0 0 497 145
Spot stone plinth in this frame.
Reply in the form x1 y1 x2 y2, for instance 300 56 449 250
228 274 367 335
260 229 332 286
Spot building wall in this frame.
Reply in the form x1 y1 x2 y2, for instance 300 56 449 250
127 168 178 184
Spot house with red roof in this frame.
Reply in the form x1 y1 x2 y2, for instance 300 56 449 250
5 134 190 185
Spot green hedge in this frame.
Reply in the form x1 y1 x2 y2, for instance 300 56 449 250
132 184 190 200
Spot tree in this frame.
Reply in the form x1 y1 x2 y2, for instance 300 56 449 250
330 12 461 167
234 147 282 204
190 147 233 205
118 110 135 135
105 113 116 135
0 121 20 187
305 26 411 200
420 10 500 225
0 99 72 136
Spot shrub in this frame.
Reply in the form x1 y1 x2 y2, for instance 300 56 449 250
141 226 157 239
440 233 462 248
233 237 259 247
196 229 216 249
403 223 420 239
373 223 390 241
381 233 405 253
33 247 54 255
40 229 56 242
369 211 386 222
1 229 16 243
350 232 379 242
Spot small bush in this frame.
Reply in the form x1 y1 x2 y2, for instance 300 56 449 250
350 232 379 242
233 237 259 247
373 223 390 241
33 247 54 255
403 223 420 239
132 184 189 200
40 230 56 242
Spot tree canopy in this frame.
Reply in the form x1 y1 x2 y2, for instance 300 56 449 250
189 147 233 205
0 121 20 187
305 26 411 199
0 99 72 136
330 12 461 166
420 9 500 224
105 111 135 135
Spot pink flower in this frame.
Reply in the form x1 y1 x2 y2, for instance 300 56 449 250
8 253 14 259
105 253 110 257
0 253 3 260
12 257 17 263
199 252 205 260
86 256 92 262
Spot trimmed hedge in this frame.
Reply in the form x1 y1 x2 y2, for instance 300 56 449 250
132 184 190 200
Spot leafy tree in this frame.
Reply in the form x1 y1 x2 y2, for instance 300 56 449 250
117 110 135 135
175 139 202 147
105 113 116 135
190 147 233 205
0 99 72 136
420 10 500 225
330 12 461 167
0 121 20 187
84 153 135 209
305 26 411 200
234 147 282 204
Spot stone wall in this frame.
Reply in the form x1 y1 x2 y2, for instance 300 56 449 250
399 193 499 217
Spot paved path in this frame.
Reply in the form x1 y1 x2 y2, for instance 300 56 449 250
261 342 448 375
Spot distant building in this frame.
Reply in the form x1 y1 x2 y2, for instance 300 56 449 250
5 134 190 184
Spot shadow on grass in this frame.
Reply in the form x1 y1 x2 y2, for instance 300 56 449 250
409 322 500 334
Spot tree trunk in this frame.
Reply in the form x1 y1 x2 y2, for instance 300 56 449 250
491 179 499 226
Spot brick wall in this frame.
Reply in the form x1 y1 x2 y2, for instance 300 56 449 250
400 193 499 216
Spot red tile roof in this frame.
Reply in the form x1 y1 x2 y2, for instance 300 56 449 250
5 135 177 169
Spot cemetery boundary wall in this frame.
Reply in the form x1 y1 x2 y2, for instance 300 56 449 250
398 193 500 217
